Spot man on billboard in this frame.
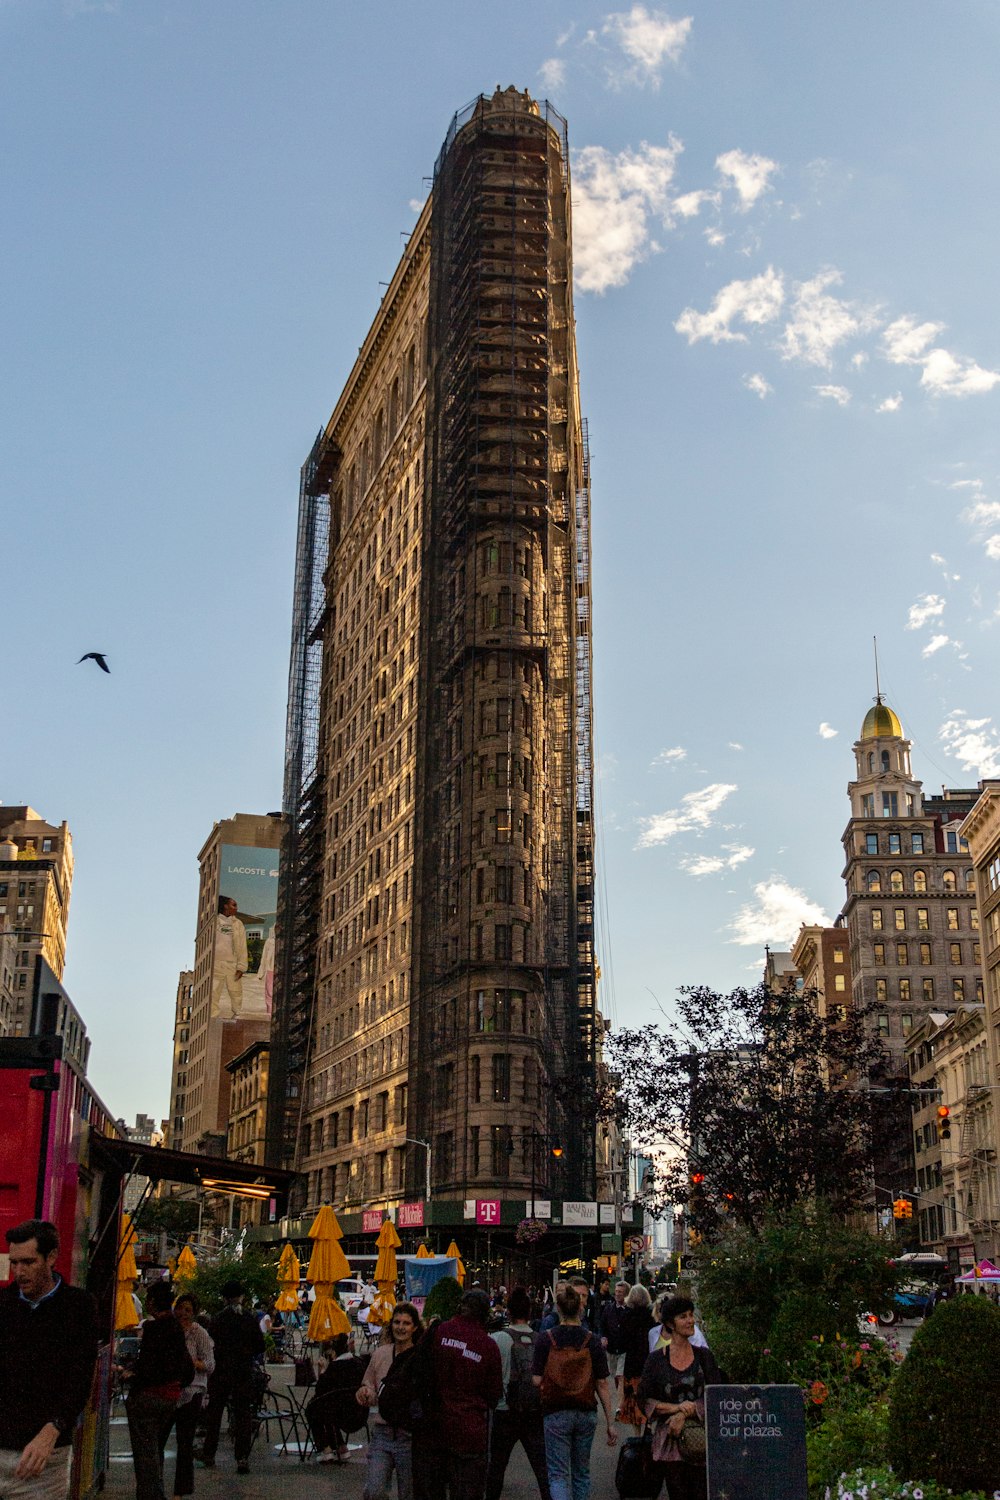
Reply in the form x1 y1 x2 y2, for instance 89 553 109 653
212 895 248 1019
0 1219 99 1500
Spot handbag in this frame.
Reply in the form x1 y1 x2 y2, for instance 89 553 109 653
614 1431 661 1499
676 1416 707 1463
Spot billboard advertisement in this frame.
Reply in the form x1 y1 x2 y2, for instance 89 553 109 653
211 843 280 1020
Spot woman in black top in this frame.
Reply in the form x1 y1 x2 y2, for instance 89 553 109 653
127 1282 195 1500
617 1284 654 1432
636 1297 721 1500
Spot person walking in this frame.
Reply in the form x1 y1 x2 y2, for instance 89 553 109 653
600 1283 630 1408
0 1218 99 1500
412 1288 502 1500
167 1293 214 1500
356 1302 424 1500
127 1282 194 1500
532 1282 617 1500
636 1296 723 1500
197 1280 264 1475
486 1288 550 1500
618 1284 654 1432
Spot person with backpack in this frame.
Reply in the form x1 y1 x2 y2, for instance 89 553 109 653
357 1302 425 1500
532 1282 618 1500
411 1289 502 1500
486 1288 550 1500
306 1333 368 1463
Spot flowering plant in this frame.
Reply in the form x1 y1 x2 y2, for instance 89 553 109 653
825 1465 1000 1499
516 1217 548 1245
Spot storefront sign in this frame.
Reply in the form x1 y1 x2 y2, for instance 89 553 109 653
362 1209 385 1233
476 1199 501 1225
562 1201 598 1227
397 1201 424 1229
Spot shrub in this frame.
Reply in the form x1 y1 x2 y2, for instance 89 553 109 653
887 1293 1000 1493
695 1201 899 1382
422 1276 463 1322
807 1399 889 1497
171 1250 283 1315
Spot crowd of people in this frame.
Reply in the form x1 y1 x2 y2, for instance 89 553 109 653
0 1215 715 1500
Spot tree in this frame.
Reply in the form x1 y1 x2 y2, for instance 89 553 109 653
609 981 888 1233
132 1197 201 1244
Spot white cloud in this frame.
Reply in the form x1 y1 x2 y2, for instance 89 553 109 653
920 348 1000 398
572 138 683 293
906 593 945 630
882 316 943 365
729 879 829 947
603 5 692 87
704 226 726 248
408 198 425 214
675 267 784 345
715 149 779 210
877 393 903 413
882 315 1000 398
672 188 719 219
939 710 1000 778
652 746 687 765
636 782 738 847
851 351 869 369
986 536 1000 561
818 722 838 739
680 843 754 877
922 634 951 657
728 741 744 751
963 499 1000 527
539 58 567 92
814 384 851 406
778 269 878 367
743 372 772 399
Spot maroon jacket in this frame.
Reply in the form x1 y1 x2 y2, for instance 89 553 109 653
429 1313 503 1453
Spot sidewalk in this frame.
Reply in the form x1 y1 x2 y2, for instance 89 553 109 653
102 1363 623 1500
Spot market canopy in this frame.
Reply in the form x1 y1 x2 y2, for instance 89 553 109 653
957 1259 1000 1281
404 1255 458 1300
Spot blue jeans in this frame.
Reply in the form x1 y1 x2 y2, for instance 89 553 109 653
543 1409 597 1500
364 1422 413 1500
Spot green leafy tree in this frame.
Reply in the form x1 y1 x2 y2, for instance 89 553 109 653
422 1276 463 1322
609 982 889 1233
693 1202 899 1382
133 1197 201 1244
171 1250 283 1315
887 1294 1000 1492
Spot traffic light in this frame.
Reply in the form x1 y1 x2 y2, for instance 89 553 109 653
937 1105 951 1140
900 1199 913 1220
892 1198 906 1219
691 1172 705 1186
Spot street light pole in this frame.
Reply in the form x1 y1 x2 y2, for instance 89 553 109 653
405 1136 432 1203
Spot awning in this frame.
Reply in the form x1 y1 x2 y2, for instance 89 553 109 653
90 1133 297 1208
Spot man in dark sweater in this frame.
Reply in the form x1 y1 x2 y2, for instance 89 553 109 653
197 1280 264 1474
413 1289 503 1500
0 1219 99 1500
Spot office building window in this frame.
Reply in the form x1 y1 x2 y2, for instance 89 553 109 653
949 942 962 965
914 870 927 894
889 833 901 854
919 942 932 965
896 943 908 965
923 978 935 1002
871 909 884 931
874 943 886 965
894 908 906 931
492 1053 511 1103
866 833 879 854
917 908 929 931
875 978 888 1001
911 832 924 854
947 908 959 931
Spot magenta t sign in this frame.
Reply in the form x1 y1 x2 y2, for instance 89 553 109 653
476 1199 501 1225
362 1209 385 1234
397 1202 424 1229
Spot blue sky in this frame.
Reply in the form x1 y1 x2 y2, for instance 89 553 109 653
4 0 1000 1123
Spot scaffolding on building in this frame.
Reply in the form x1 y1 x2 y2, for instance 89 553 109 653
266 431 333 1182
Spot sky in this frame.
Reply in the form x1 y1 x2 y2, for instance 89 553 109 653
4 0 1000 1124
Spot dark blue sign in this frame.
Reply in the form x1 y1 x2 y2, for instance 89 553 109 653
706 1384 807 1500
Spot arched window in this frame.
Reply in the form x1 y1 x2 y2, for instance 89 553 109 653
389 377 400 435
881 750 891 772
890 869 904 893
965 868 976 890
943 869 957 893
866 870 882 893
403 345 415 408
913 869 927 894
868 752 875 773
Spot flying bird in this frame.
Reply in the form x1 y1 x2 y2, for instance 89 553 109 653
77 652 110 673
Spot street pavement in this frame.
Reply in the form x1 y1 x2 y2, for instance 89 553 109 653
103 1361 623 1500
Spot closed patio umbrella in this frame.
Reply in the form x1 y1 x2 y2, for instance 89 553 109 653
415 1242 432 1258
114 1215 140 1332
368 1219 402 1326
445 1240 466 1287
307 1205 351 1340
275 1242 301 1313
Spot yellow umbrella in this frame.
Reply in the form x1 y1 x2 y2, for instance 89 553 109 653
114 1215 140 1331
415 1243 432 1259
307 1206 351 1341
275 1242 300 1313
367 1219 402 1326
445 1240 466 1287
175 1243 198 1283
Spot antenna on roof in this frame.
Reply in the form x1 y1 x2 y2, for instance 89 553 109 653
873 634 883 704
